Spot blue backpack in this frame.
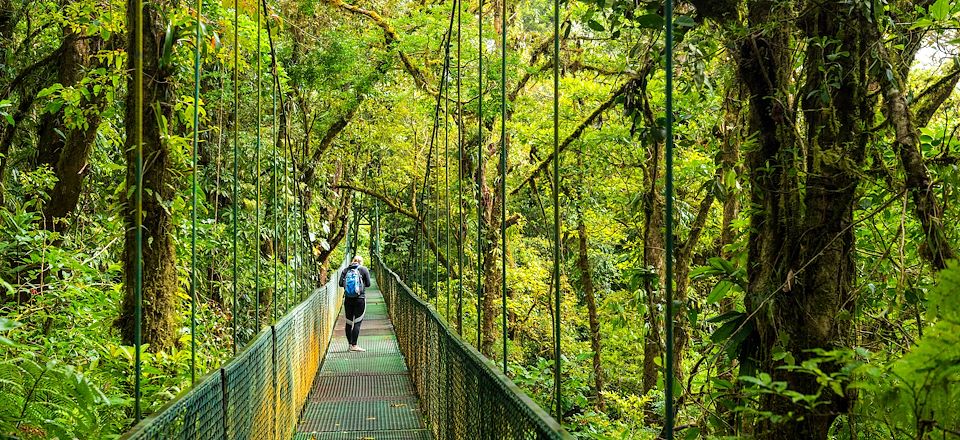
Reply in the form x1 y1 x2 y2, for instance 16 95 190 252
344 267 363 297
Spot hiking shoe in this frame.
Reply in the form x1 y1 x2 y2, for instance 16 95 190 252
350 345 366 352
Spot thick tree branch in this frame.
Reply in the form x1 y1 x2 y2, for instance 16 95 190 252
912 61 960 128
302 105 359 187
1 43 64 100
875 41 957 269
337 183 418 219
326 0 435 95
510 81 629 195
335 183 461 278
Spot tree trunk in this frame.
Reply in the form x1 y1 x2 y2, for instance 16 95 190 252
576 215 604 410
690 1 876 437
735 3 869 438
479 144 499 358
634 73 666 396
671 191 714 386
640 139 665 397
117 0 178 352
318 161 351 282
36 34 104 231
875 44 957 269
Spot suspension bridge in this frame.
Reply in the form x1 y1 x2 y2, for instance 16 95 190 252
121 226 570 439
118 0 678 431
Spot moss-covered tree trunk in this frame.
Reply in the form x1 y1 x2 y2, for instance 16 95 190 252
117 0 177 352
689 1 880 437
635 85 665 397
728 2 868 437
576 215 604 410
36 33 105 232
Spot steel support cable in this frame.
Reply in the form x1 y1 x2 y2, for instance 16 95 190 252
254 0 262 329
444 15 452 321
262 0 279 322
415 4 456 299
476 0 484 350
455 0 464 335
300 136 310 296
664 0 675 437
231 0 239 355
189 0 203 386
283 113 289 311
272 91 277 322
435 138 440 308
551 0 561 420
499 0 508 375
132 0 144 421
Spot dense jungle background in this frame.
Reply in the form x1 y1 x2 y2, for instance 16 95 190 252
0 0 959 438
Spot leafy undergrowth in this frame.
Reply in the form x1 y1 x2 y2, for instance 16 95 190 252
0 200 233 439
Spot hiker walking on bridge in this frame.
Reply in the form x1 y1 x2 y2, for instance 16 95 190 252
339 256 372 352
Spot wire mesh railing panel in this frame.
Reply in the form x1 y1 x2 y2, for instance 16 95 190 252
122 258 347 440
124 369 225 440
373 254 572 440
224 327 275 440
274 316 295 439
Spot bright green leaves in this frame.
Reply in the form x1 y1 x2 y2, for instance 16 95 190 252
0 318 19 348
930 0 952 21
707 311 753 361
914 0 958 28
691 257 745 305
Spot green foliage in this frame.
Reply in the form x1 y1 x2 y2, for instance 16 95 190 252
853 262 960 439
1 0 958 437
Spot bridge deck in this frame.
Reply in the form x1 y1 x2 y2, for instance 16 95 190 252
294 277 431 439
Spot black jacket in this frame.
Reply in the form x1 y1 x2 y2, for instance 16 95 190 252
339 263 371 297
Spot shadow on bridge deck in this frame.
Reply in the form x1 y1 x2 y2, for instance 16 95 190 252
294 278 431 440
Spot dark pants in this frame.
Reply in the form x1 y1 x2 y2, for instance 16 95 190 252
344 297 365 346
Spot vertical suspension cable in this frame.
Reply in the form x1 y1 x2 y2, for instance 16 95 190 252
435 143 441 308
231 0 239 354
189 0 203 386
444 16 452 321
476 0 484 350
254 0 262 328
283 82 290 313
294 146 301 294
417 10 455 302
265 0 278 322
377 200 382 255
456 0 464 335
301 137 309 297
664 0 675 437
552 0 562 421
132 0 144 421
499 0 508 375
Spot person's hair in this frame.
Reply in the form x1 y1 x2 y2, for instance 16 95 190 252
352 256 363 265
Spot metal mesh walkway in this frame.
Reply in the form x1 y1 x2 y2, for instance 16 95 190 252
294 278 431 440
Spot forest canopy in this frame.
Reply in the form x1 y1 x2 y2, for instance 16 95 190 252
0 0 959 438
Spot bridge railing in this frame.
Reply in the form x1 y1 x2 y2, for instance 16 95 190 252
121 256 349 440
372 253 573 440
